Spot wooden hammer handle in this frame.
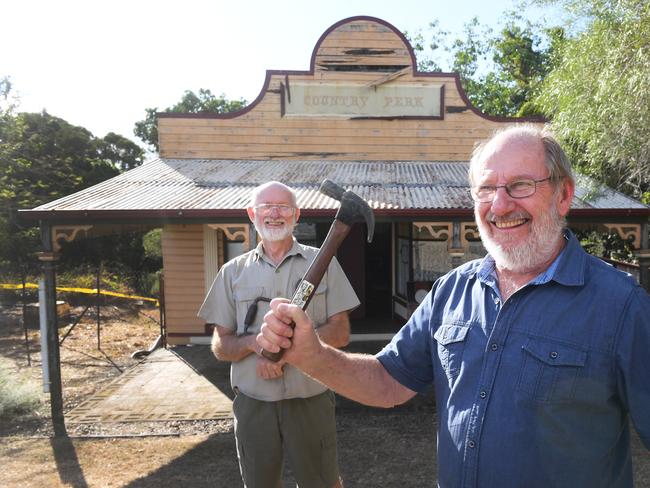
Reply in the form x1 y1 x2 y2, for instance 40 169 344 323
261 220 351 362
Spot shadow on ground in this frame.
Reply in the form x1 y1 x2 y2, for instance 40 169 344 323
171 345 235 401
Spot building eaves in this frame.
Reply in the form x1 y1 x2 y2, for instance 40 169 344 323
19 159 650 222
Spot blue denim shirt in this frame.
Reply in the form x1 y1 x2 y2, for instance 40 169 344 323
377 231 650 488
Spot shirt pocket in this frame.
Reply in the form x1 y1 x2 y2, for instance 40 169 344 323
516 338 587 404
433 323 470 385
305 281 327 327
233 286 266 335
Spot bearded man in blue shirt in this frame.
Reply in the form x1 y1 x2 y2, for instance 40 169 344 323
258 125 650 488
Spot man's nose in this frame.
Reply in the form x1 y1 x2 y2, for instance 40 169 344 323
490 186 515 214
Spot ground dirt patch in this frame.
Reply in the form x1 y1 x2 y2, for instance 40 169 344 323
1 299 648 487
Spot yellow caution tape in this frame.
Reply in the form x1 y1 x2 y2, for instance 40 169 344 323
0 283 38 290
0 283 159 305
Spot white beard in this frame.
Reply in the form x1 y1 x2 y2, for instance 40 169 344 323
254 220 295 242
477 201 565 273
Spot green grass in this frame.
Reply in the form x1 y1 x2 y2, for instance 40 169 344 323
0 357 41 419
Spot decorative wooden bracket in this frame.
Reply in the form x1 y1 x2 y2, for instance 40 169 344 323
51 225 93 253
414 221 482 255
413 222 451 241
603 224 641 249
207 224 250 250
461 223 481 248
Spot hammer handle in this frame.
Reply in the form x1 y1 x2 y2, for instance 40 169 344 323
261 220 351 362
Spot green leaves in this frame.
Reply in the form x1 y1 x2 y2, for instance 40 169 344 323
538 0 650 198
1 111 119 205
134 89 247 152
0 108 143 273
407 13 555 117
98 132 144 172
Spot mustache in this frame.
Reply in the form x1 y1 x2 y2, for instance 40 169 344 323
485 211 531 222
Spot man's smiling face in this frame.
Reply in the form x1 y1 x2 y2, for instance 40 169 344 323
472 133 572 272
247 183 299 243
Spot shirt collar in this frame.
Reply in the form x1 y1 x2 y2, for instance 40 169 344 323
549 230 586 286
253 237 307 264
475 230 585 288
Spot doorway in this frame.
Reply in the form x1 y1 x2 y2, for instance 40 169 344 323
364 222 392 318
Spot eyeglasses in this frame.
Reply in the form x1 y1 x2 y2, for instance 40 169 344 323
253 204 296 216
471 177 553 203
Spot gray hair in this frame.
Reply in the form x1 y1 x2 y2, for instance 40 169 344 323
468 124 574 189
249 181 297 207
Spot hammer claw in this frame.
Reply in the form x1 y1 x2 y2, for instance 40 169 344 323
320 179 375 243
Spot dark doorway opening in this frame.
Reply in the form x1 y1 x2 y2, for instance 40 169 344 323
364 222 392 318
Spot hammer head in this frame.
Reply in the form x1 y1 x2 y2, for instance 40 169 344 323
319 179 375 243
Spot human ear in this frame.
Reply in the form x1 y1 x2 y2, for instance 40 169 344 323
246 207 256 223
557 178 575 217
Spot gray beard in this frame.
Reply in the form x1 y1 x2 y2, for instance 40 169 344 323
477 202 565 273
255 222 295 242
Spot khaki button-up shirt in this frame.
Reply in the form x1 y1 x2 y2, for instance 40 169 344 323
198 239 360 401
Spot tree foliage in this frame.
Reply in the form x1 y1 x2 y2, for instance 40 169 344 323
57 230 163 295
134 88 247 152
0 76 18 115
98 132 146 172
0 79 146 275
407 14 562 117
573 228 636 263
536 0 650 201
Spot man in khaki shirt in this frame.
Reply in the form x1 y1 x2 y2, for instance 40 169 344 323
198 181 359 488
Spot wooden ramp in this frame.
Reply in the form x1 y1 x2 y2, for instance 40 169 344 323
66 346 233 423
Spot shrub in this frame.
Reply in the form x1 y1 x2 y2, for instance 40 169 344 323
575 229 636 264
0 358 41 419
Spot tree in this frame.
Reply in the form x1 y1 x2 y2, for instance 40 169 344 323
0 111 120 273
134 88 247 152
98 132 145 171
536 0 650 201
0 76 18 115
0 91 148 275
407 14 562 117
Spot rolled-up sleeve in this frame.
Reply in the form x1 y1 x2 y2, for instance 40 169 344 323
197 267 236 331
376 293 434 393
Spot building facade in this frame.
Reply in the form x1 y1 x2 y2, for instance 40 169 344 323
22 16 650 346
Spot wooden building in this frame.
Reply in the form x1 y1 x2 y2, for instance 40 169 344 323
22 16 650 347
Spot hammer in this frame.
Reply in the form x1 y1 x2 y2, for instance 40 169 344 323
261 179 375 362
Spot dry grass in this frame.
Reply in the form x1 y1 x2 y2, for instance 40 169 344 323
0 298 161 437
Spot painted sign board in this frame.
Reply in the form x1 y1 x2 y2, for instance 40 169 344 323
285 83 442 118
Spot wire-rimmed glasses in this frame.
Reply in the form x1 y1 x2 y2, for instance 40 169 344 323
471 177 553 203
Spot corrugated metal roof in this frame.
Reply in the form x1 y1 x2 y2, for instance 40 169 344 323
24 158 649 216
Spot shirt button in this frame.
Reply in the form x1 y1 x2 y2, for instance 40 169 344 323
493 297 500 305
480 391 487 399
468 440 476 448
490 343 498 351
550 351 558 359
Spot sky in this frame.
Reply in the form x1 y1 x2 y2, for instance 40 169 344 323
3 0 560 148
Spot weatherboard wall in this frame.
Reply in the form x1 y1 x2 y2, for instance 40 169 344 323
161 224 208 344
157 17 522 161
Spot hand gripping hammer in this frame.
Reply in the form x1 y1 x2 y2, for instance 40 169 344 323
261 179 375 362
